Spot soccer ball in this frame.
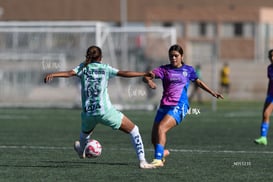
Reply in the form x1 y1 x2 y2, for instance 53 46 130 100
84 139 102 158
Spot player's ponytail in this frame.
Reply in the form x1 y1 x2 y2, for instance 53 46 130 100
85 45 102 66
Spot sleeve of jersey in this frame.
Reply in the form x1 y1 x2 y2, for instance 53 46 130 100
189 66 198 81
152 66 164 79
72 63 85 76
107 65 119 78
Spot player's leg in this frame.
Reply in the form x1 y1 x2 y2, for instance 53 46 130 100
151 107 171 166
152 107 170 155
255 100 273 145
74 112 97 158
151 114 176 167
151 122 170 163
101 108 153 168
151 105 188 167
74 130 93 158
151 122 159 147
119 115 155 169
119 115 144 158
157 115 176 153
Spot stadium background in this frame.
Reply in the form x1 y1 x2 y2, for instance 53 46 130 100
1 1 273 181
0 0 273 108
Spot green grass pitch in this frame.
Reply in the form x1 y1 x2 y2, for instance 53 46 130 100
0 101 273 181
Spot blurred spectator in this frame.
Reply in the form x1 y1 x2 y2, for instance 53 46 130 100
220 62 230 94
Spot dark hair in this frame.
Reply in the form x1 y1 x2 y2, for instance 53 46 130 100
269 49 273 58
169 44 184 56
85 45 102 66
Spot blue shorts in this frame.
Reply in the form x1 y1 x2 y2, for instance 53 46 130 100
154 104 189 125
81 107 123 133
265 95 273 103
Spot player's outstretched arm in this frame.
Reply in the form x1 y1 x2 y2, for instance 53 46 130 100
44 70 76 83
195 79 224 99
117 71 152 78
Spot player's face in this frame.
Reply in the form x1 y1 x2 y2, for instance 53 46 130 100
169 51 183 68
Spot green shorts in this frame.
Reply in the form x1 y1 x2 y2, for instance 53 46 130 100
81 107 123 132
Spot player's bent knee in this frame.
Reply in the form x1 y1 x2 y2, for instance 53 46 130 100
130 125 139 134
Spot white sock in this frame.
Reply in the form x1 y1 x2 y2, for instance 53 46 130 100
79 132 90 151
129 125 146 161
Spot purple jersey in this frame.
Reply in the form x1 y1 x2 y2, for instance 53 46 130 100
267 64 273 96
152 64 198 106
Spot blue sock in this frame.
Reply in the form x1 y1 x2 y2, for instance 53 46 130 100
155 144 164 160
261 122 269 137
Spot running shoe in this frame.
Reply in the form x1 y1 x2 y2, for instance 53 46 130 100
139 160 156 169
151 159 164 167
74 140 85 158
254 137 267 146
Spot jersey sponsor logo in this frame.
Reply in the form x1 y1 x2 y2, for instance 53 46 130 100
85 102 101 112
90 70 105 75
83 68 105 76
169 73 182 82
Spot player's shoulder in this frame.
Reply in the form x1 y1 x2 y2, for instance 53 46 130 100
100 62 115 68
76 62 85 68
99 63 119 75
183 63 194 68
88 62 112 69
73 62 85 71
181 64 195 72
152 64 169 72
157 64 194 71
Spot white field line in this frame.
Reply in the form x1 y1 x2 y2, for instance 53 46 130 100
0 145 273 154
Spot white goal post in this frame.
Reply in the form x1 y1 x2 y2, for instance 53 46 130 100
0 21 176 108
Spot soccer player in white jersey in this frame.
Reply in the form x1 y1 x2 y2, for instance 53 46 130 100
44 45 154 169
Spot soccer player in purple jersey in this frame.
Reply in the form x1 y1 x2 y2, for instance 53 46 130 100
143 44 224 167
254 49 273 145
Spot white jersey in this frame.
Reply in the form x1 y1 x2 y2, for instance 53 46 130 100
73 62 118 115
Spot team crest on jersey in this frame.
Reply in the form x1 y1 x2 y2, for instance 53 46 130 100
182 71 188 77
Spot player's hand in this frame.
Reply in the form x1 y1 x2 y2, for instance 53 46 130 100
44 74 54 83
213 92 224 99
149 71 155 78
144 71 155 78
147 80 157 89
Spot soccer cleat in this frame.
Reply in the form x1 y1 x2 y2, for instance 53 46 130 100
151 159 164 168
162 149 170 163
139 160 156 169
254 137 267 146
74 140 85 158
